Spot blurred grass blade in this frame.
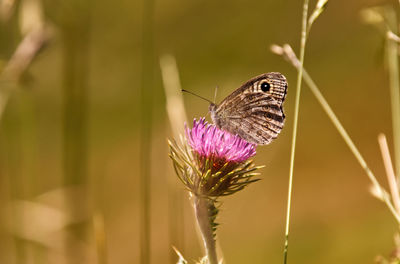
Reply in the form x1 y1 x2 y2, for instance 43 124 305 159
61 2 91 261
19 0 44 35
160 54 187 263
93 212 108 264
308 0 328 32
378 134 400 214
0 0 16 21
0 27 49 123
160 54 187 138
359 7 384 25
140 0 155 262
387 31 400 43
384 8 400 182
172 246 188 264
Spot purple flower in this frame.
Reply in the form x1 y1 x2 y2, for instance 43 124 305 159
186 118 256 163
169 117 261 197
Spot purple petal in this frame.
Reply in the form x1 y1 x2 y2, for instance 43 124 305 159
185 118 256 163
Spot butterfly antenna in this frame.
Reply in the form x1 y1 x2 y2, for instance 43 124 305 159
181 89 213 104
213 86 218 104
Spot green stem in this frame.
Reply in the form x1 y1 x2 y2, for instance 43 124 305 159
193 195 218 264
283 0 309 263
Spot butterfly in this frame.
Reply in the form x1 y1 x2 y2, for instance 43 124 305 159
209 72 288 145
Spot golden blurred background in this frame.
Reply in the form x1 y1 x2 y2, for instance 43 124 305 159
0 0 399 263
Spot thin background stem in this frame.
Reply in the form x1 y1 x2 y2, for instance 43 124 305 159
160 54 186 263
378 134 400 214
61 3 91 261
385 8 400 182
139 0 155 262
0 5 48 263
160 54 187 138
93 212 108 264
283 0 309 263
0 27 48 123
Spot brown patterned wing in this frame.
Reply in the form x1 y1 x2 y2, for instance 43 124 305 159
210 72 288 145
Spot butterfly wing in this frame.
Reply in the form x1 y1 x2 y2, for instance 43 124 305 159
211 72 287 145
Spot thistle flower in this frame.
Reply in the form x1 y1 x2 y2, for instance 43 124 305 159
169 118 262 198
168 118 264 264
186 118 256 163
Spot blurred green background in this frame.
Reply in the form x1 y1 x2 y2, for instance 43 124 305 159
0 0 398 263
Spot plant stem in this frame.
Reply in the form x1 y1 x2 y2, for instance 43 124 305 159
385 8 400 182
0 27 48 123
93 212 108 264
160 54 187 263
61 4 91 262
284 0 309 263
193 195 218 264
378 133 400 214
139 0 155 262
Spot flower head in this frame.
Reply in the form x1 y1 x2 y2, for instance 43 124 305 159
186 118 256 163
169 118 263 197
